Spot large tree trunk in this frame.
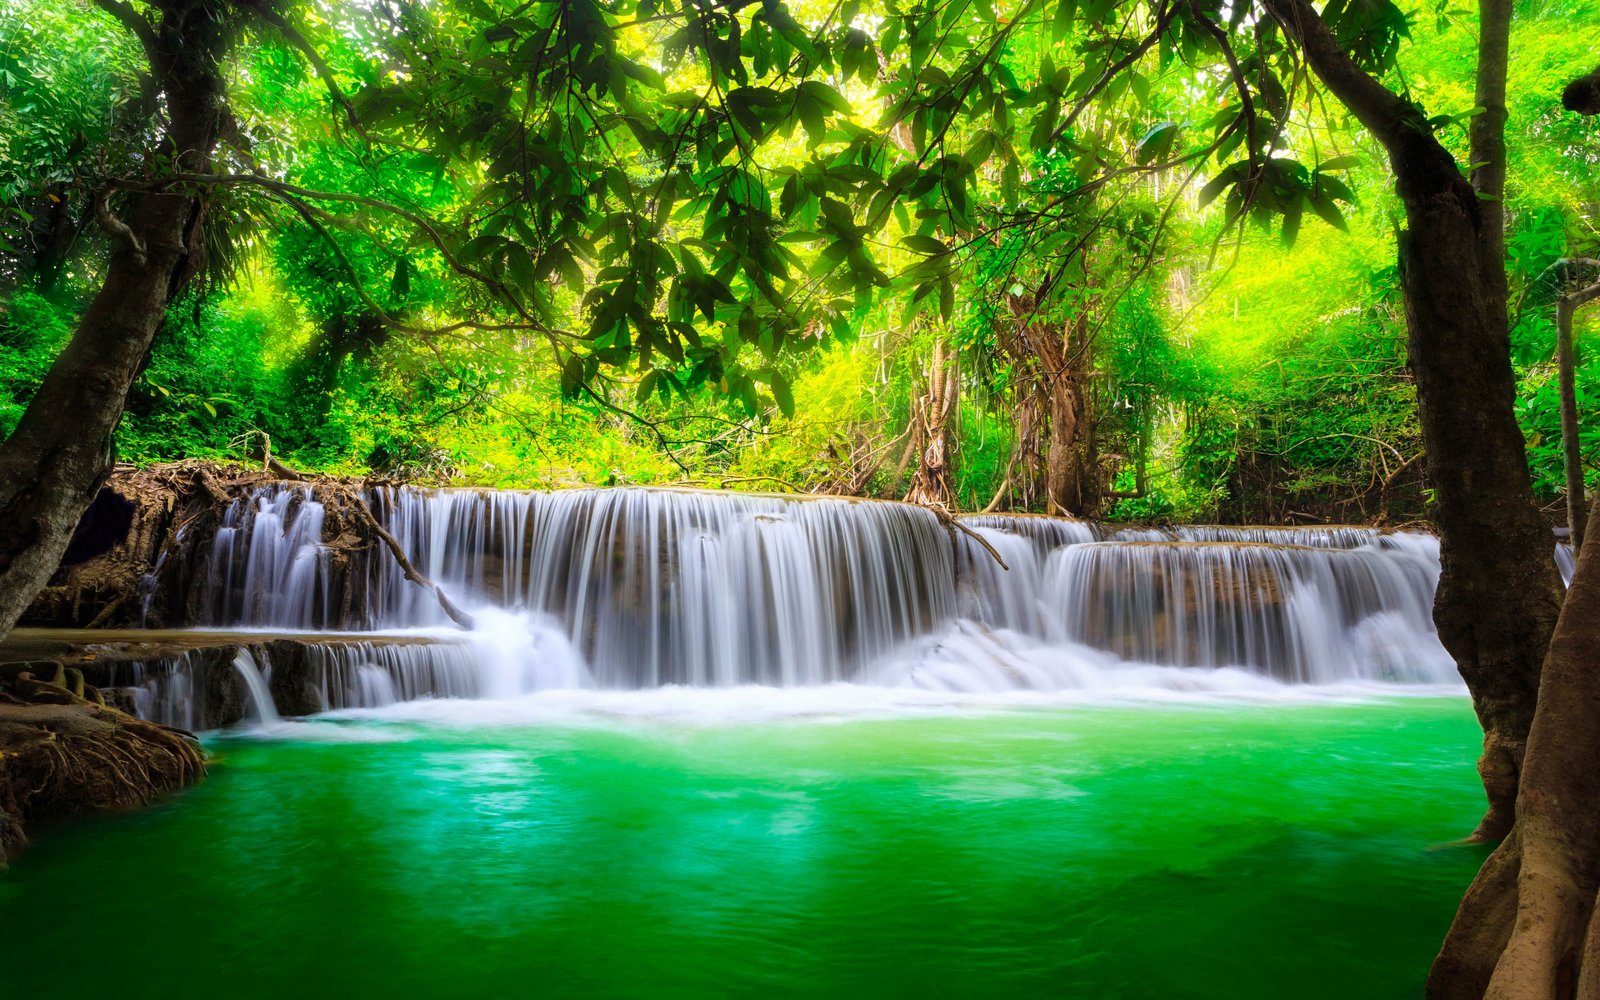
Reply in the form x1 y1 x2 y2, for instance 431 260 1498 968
1044 371 1083 515
1425 54 1600 1000
1397 189 1563 841
1043 315 1096 517
1427 492 1600 999
1265 0 1564 842
1001 291 1098 516
0 0 228 640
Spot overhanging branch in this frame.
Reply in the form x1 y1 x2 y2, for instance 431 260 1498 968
90 0 160 66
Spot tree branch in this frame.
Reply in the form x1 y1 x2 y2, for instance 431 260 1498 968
1049 0 1179 147
90 0 160 65
341 493 476 629
94 189 146 268
1259 0 1432 154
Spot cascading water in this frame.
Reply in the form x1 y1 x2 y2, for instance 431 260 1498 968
164 483 1459 713
206 487 339 628
231 649 279 725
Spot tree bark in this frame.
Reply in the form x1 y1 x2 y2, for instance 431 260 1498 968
905 339 960 506
1427 492 1600 1000
1001 291 1098 516
1469 0 1511 322
1264 0 1564 840
1044 318 1095 517
0 0 229 640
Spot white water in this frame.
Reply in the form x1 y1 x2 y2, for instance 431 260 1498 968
114 486 1466 725
230 649 279 724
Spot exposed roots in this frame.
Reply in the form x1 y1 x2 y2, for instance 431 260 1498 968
0 671 205 866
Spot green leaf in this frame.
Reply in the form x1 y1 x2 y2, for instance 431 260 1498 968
1051 0 1078 42
797 80 851 114
1135 121 1180 165
1309 193 1349 232
560 355 584 399
769 372 794 417
1197 171 1233 209
902 234 948 255
635 370 659 403
1281 199 1303 249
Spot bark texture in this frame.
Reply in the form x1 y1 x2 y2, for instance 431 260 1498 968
905 339 960 506
1556 284 1600 551
1427 493 1600 999
1469 0 1511 322
1264 0 1564 839
0 0 229 640
997 291 1099 516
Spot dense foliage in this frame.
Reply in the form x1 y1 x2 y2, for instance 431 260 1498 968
1 0 1596 521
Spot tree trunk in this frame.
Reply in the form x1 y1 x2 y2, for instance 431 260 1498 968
1265 0 1565 842
1045 365 1082 516
1427 492 1600 999
1469 0 1511 322
1397 192 1564 840
905 338 959 506
0 0 228 640
1557 294 1588 552
1043 317 1096 517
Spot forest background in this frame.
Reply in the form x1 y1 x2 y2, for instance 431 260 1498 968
2 0 1596 524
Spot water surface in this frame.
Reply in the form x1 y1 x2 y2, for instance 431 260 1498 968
0 695 1487 998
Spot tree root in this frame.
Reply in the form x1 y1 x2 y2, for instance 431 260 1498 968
0 671 205 866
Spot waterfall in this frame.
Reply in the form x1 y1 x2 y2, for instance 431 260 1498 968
176 484 1458 700
206 488 339 628
102 637 523 727
1040 541 1443 683
230 649 279 725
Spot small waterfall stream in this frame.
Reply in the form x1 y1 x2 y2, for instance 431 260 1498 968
115 484 1464 723
230 649 279 725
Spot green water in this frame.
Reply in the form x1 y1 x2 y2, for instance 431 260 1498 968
0 696 1488 998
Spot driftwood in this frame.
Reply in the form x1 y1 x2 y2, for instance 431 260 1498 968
915 502 1009 571
335 491 476 630
241 453 476 631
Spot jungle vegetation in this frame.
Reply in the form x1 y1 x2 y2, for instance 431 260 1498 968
2 0 1600 993
2 0 1593 517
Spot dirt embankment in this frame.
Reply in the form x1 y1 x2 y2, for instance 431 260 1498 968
20 460 396 631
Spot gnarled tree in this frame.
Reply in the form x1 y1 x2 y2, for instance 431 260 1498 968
1422 61 1600 1000
1260 0 1564 841
0 0 230 637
